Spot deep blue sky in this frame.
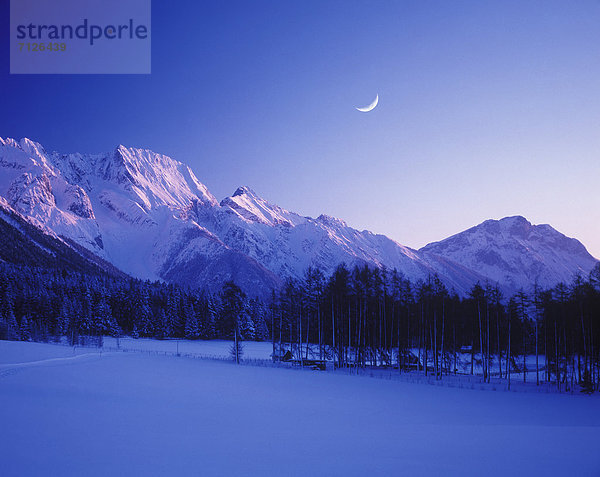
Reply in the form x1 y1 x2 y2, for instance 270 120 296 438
1 0 599 257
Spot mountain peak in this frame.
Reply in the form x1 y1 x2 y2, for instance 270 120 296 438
498 215 529 224
0 137 20 150
102 144 218 208
21 137 47 156
221 187 303 227
0 137 44 151
232 186 256 197
474 215 533 237
317 214 347 228
480 215 530 227
0 137 54 174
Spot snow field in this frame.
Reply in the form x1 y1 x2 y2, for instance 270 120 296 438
0 340 599 476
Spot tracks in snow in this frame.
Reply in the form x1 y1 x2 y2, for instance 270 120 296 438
0 352 113 378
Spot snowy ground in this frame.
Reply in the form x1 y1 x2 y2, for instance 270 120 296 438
0 339 103 364
102 336 274 360
1 340 599 476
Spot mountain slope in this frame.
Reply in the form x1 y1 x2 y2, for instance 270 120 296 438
216 187 444 283
0 198 125 277
420 216 598 294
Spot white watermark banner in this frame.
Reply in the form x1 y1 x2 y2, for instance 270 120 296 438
10 0 151 74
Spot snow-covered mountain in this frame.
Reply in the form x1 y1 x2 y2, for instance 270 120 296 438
0 137 596 296
0 137 280 294
420 216 598 295
213 186 489 292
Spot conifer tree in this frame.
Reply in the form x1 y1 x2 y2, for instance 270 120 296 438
19 314 31 341
185 306 200 339
220 281 246 363
131 322 139 339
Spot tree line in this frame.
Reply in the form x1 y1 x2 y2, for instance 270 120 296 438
0 264 269 346
1 260 599 393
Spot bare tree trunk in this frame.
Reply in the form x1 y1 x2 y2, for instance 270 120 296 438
418 303 423 373
305 307 310 361
433 310 438 379
544 318 548 383
382 295 387 366
299 308 303 368
581 305 587 384
535 319 539 385
470 314 475 376
571 340 575 394
523 327 526 384
424 309 428 377
406 306 410 373
555 318 560 392
470 345 474 376
477 301 485 381
440 299 445 380
356 298 361 368
453 321 457 375
563 326 568 391
497 308 502 379
331 298 336 367
348 302 352 367
591 319 596 391
397 302 402 373
361 307 365 370
271 300 275 363
507 316 511 390
234 323 240 364
279 309 283 361
318 301 322 361
486 303 490 383
424 338 428 376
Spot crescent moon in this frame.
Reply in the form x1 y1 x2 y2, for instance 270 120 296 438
356 94 379 112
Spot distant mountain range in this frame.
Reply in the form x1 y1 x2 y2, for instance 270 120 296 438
0 137 597 296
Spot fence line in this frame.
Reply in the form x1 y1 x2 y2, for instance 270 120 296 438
13 337 581 395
